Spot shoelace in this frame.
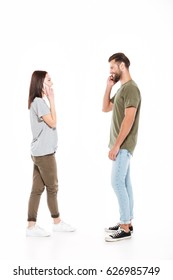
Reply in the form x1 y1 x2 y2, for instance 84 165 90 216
109 223 120 230
35 225 44 231
112 228 123 237
115 223 120 228
60 221 71 228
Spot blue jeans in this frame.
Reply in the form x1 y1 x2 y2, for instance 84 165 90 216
111 149 134 224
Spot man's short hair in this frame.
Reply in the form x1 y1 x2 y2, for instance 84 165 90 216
108 52 130 68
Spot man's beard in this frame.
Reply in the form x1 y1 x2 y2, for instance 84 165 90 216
113 73 121 83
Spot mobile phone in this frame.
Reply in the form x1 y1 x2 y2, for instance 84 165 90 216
110 75 116 82
111 74 119 83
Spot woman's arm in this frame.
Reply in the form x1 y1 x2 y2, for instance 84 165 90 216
42 86 57 128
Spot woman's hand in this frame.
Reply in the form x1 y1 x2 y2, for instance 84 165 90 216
43 84 54 101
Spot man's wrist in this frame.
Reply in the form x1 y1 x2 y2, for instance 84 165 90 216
106 84 113 91
113 143 120 150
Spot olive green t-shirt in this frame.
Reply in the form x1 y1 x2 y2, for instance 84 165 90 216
109 80 141 155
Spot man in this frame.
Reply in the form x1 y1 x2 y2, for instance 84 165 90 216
102 53 141 242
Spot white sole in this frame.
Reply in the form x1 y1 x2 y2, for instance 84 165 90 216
53 230 76 232
105 229 118 233
105 235 131 242
105 228 133 234
26 231 50 237
26 235 50 237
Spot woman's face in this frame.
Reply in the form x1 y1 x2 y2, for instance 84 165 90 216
44 73 53 87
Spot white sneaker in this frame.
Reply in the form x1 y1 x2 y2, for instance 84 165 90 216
53 221 76 232
26 225 50 237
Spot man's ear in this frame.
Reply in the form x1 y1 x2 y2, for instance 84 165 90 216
119 62 125 71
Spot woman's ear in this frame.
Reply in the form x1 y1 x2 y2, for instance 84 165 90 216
43 83 46 90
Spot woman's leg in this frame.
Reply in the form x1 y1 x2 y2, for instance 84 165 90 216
27 162 45 225
34 154 60 220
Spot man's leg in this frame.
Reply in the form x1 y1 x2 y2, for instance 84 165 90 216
126 165 134 222
111 149 131 231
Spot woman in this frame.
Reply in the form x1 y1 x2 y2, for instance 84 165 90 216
27 70 75 237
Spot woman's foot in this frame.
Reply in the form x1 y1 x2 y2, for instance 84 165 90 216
26 225 50 237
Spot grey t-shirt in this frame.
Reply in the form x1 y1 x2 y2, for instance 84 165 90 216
30 97 58 156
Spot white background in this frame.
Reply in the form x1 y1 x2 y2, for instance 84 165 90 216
0 0 173 277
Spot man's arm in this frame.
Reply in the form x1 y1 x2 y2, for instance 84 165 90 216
108 107 137 160
102 76 115 112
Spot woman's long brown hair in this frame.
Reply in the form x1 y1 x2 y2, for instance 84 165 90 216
28 70 47 109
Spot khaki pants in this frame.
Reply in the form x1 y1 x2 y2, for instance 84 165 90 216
27 153 59 221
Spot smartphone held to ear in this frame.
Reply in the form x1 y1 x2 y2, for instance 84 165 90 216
43 83 48 88
110 75 115 82
43 83 49 93
43 83 49 96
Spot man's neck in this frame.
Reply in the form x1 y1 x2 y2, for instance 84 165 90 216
120 72 132 85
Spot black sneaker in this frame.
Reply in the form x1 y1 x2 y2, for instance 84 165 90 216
105 228 131 242
105 223 133 233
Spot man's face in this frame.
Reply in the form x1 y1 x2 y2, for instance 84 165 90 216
109 60 122 83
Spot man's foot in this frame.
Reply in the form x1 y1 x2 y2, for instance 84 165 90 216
26 225 50 237
105 228 131 242
105 223 133 233
53 221 76 232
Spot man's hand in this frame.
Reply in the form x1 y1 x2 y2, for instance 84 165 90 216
107 75 115 88
108 145 120 160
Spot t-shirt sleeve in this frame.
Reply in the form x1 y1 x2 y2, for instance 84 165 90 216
110 94 115 103
123 85 141 109
34 98 50 118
